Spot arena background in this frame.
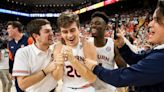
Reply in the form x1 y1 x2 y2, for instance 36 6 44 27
0 0 158 92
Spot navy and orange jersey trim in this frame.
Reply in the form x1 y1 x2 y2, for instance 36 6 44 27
8 35 29 62
8 35 29 74
27 36 33 45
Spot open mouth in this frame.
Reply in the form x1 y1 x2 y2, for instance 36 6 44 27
48 37 53 41
91 28 97 34
67 38 75 43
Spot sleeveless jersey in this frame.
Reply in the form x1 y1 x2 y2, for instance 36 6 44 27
88 37 116 92
62 42 90 88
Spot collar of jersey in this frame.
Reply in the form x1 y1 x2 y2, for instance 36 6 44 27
32 43 51 55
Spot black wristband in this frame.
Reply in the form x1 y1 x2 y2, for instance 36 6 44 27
42 69 46 76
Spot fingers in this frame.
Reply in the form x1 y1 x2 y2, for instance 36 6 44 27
61 46 73 60
54 62 64 65
50 61 57 68
44 61 57 74
55 54 64 65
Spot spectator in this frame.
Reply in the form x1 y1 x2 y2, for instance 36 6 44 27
6 21 30 92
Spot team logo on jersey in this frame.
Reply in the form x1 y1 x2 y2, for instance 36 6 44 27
106 46 111 52
11 46 14 49
21 45 25 48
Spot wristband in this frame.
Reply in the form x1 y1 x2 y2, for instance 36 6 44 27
42 69 46 76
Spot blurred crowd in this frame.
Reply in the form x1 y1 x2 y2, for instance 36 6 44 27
0 8 154 51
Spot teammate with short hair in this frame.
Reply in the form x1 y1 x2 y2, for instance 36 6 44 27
88 11 126 92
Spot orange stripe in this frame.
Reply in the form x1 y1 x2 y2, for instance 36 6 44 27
8 48 14 61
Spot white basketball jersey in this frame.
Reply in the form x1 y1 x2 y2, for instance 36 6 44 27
88 37 115 69
62 42 90 88
88 37 116 92
96 38 115 69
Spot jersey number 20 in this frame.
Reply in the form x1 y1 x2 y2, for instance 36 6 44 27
66 65 81 77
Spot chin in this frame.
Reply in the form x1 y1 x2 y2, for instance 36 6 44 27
69 42 78 47
92 34 97 37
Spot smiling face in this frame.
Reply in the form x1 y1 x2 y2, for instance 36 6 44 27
34 24 54 46
60 22 80 47
6 25 16 38
90 16 107 38
148 8 164 44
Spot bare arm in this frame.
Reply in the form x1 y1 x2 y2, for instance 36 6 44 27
17 61 56 90
114 45 127 68
52 42 64 81
52 64 64 81
70 57 96 83
17 71 46 91
65 44 97 83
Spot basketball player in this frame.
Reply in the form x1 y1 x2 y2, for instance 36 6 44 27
87 11 127 92
54 11 97 92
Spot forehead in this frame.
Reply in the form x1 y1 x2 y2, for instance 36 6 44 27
91 16 105 23
7 25 14 28
60 22 78 31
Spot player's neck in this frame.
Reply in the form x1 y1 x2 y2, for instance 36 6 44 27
94 37 107 47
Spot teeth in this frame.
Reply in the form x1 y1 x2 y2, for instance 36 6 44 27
92 29 97 33
68 39 74 41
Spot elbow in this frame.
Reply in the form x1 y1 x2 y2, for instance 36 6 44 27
18 81 26 91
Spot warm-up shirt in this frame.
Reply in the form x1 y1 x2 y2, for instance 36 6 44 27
8 35 32 73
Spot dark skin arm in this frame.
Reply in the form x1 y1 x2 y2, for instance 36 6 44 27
114 45 127 68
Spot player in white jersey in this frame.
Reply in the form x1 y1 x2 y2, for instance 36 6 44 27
12 19 60 92
53 11 97 92
88 11 126 92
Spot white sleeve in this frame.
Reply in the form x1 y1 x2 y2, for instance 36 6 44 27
12 48 30 76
